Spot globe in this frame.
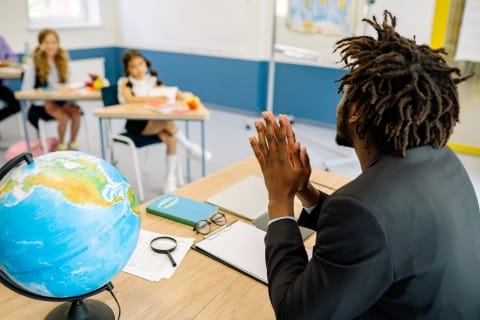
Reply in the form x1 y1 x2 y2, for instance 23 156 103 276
0 151 141 299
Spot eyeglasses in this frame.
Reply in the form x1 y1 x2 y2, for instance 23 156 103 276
193 212 227 235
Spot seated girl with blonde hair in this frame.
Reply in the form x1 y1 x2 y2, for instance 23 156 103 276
21 28 82 151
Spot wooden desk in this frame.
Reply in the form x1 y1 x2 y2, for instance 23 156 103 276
15 88 102 101
0 157 349 319
0 66 23 79
14 88 102 153
93 102 210 177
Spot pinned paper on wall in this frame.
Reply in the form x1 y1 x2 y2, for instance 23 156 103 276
286 0 357 36
454 0 480 62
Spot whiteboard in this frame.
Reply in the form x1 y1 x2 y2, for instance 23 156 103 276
454 0 480 62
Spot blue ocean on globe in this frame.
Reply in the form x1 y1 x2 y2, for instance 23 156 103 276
0 151 141 298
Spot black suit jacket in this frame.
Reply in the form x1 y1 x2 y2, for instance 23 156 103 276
265 146 480 319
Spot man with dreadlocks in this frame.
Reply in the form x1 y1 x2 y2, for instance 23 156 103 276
249 10 480 319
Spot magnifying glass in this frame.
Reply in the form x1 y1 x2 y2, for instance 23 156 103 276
150 236 178 267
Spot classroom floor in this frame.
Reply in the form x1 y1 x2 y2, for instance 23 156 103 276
1 103 479 205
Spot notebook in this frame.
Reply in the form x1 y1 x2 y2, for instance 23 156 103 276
193 220 267 284
205 176 268 220
146 194 218 227
252 211 315 241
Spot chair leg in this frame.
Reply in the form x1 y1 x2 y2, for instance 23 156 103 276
38 119 49 154
106 120 117 165
128 142 145 202
17 113 24 139
81 114 90 153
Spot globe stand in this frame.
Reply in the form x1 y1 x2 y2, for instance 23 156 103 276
1 269 116 320
46 299 114 320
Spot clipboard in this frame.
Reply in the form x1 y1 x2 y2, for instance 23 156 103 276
192 220 268 284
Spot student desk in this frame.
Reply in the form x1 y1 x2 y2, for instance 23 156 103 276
93 102 210 178
14 88 102 153
0 157 350 319
0 66 23 79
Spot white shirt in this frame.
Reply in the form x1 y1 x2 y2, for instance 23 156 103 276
268 204 318 226
117 74 157 104
21 59 62 105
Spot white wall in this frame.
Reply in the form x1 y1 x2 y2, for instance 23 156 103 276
0 0 437 63
0 0 120 53
119 0 273 60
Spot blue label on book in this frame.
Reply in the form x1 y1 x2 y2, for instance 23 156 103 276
156 195 179 209
147 194 218 226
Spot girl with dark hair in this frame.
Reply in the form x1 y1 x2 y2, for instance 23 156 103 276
118 49 211 193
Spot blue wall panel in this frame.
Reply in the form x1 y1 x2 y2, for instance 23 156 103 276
131 49 269 114
273 63 346 125
10 46 344 126
68 47 121 85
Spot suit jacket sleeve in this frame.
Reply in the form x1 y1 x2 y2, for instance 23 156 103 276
297 190 329 229
265 195 393 320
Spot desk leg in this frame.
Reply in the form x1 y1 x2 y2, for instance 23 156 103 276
185 121 191 182
201 120 205 177
99 118 105 160
20 101 32 153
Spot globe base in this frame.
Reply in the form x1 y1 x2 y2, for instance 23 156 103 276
45 299 114 320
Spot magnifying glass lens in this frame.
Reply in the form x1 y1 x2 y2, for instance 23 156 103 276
150 236 178 267
151 237 176 251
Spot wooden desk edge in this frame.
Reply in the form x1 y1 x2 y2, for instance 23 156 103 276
14 89 102 101
92 103 210 120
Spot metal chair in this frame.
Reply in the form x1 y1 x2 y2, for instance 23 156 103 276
101 85 184 201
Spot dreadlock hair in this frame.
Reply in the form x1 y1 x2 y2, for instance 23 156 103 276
334 10 472 157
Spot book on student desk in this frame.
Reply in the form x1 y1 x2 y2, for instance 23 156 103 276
146 194 218 227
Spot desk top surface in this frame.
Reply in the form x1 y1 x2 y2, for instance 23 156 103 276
0 157 349 320
0 66 23 79
15 88 102 101
93 102 210 120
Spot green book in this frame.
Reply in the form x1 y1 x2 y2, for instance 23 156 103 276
146 194 218 227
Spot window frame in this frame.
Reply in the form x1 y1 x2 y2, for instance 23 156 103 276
26 0 101 30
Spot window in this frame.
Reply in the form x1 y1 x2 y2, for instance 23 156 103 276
27 0 101 29
276 0 288 17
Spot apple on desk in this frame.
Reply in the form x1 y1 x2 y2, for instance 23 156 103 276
186 96 201 110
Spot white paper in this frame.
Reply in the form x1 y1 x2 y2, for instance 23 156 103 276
149 86 178 103
144 104 187 114
122 229 194 282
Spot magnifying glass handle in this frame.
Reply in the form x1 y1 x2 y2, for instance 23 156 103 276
167 252 177 267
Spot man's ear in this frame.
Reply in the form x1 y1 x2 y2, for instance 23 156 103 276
348 112 360 123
